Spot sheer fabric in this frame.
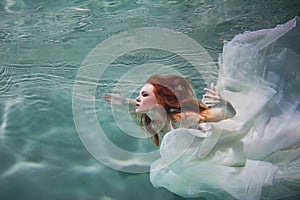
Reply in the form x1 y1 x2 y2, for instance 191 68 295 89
150 17 300 200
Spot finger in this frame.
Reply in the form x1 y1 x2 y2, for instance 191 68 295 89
205 100 220 104
102 93 112 98
212 83 217 92
104 99 112 103
102 95 111 100
102 96 110 101
105 99 112 104
204 103 215 108
204 88 219 96
102 95 113 102
203 94 221 100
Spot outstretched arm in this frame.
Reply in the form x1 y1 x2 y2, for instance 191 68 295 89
202 83 236 122
102 91 135 106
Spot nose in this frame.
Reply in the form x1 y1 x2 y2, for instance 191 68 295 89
136 96 141 103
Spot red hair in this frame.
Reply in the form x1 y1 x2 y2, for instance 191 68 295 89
139 74 210 146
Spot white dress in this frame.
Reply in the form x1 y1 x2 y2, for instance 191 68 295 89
150 17 300 200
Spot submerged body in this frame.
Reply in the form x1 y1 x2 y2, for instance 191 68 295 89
103 17 300 200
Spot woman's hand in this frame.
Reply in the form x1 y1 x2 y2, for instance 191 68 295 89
202 83 236 121
102 90 127 106
202 83 226 107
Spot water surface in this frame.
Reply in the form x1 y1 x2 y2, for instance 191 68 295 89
0 0 299 199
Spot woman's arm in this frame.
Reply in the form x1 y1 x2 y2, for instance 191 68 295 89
102 92 135 106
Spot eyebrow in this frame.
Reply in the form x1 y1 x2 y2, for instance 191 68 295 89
141 91 148 95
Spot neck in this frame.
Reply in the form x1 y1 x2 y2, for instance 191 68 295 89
146 104 168 131
147 104 166 119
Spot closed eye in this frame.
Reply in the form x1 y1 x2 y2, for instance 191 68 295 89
142 91 149 97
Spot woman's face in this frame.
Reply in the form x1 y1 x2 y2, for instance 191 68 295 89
135 83 157 112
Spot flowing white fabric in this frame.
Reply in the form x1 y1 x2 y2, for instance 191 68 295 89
150 17 300 200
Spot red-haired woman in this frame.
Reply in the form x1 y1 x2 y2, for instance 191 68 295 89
102 74 236 146
102 18 300 200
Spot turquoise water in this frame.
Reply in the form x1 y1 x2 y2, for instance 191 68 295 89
0 0 300 200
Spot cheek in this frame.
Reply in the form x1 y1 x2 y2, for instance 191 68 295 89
143 97 156 107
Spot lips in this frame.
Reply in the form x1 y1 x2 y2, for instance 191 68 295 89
135 104 140 109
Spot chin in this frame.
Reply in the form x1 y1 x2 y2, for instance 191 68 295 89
135 107 147 113
135 108 143 113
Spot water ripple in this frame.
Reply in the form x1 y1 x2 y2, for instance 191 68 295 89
0 66 13 95
0 0 299 199
0 161 44 178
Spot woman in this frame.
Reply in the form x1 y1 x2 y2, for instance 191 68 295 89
103 17 300 200
102 74 236 145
